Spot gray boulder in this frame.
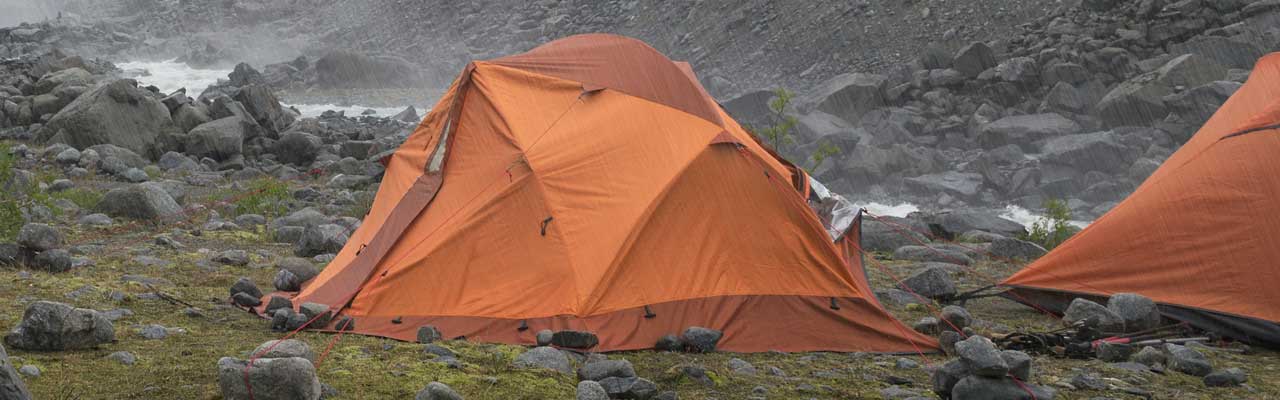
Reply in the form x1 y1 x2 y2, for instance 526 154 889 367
275 131 323 166
17 223 62 251
576 380 609 400
1132 346 1166 366
863 218 931 252
903 171 983 200
31 249 72 273
953 42 997 78
173 103 213 134
802 72 887 122
955 335 1007 377
184 117 251 161
1165 343 1212 377
233 85 296 136
414 382 463 400
925 211 1026 239
314 51 423 89
1203 367 1247 387
578 359 636 381
217 357 321 400
598 376 658 400
96 183 182 220
1168 36 1264 70
900 266 956 299
951 376 1056 400
681 326 723 353
1000 350 1032 381
293 224 348 257
978 114 1081 151
551 330 599 349
39 79 176 159
1063 298 1126 333
4 301 114 351
987 237 1046 261
0 343 32 400
513 346 572 374
1106 293 1161 333
930 359 969 398
1097 54 1225 128
1040 132 1130 174
252 339 315 363
893 246 974 265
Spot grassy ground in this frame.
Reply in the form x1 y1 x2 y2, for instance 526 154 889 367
1 145 1278 399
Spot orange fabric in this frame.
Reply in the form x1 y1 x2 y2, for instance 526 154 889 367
287 34 934 352
1004 53 1280 324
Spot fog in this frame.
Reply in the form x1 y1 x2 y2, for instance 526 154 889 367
0 0 71 27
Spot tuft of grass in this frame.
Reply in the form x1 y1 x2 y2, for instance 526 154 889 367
51 188 103 210
216 177 291 218
1021 198 1078 250
343 190 376 219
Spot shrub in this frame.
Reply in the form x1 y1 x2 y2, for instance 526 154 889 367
228 177 291 218
747 88 798 152
1022 198 1077 249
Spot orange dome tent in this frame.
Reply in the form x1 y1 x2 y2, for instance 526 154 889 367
275 34 936 352
1003 54 1280 347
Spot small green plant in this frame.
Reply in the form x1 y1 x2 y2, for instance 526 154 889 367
0 144 23 241
808 141 840 173
748 88 798 152
1022 198 1076 250
51 188 103 210
229 177 291 218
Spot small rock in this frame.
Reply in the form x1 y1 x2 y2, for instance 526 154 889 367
952 376 1056 399
578 359 636 381
230 277 263 298
415 381 464 400
681 327 722 353
598 376 658 400
215 250 250 266
576 380 609 400
416 326 442 343
3 301 114 350
940 305 971 331
655 334 683 351
231 292 262 307
1165 343 1212 377
16 365 37 378
930 359 969 398
264 296 293 315
138 324 169 340
1096 342 1134 363
513 346 572 374
729 358 757 375
1203 367 1247 387
298 303 331 328
900 266 956 299
1132 346 1166 366
535 329 553 346
1000 350 1032 380
1063 298 1126 333
107 351 136 365
550 330 599 349
1071 373 1107 390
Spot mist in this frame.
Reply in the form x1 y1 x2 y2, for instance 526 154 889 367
0 0 71 27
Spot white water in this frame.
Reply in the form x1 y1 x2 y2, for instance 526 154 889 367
115 60 408 117
853 201 1091 230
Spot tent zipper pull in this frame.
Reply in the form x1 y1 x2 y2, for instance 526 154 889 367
643 305 656 319
540 217 554 236
517 320 529 331
391 316 402 324
829 298 841 310
356 243 367 255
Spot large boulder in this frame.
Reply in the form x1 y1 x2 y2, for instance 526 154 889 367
38 79 176 159
0 343 31 400
924 211 1026 239
1097 54 1227 128
862 217 931 252
293 224 348 257
1168 36 1265 70
1165 343 1212 377
184 117 250 162
987 237 1046 261
414 382 463 400
1040 131 1130 174
314 51 422 89
32 67 92 95
96 183 182 220
800 72 888 123
978 114 1081 151
952 42 998 78
900 265 957 299
274 131 323 166
903 171 983 200
217 357 321 400
232 85 296 136
1063 298 1126 333
4 301 115 351
955 335 1009 377
951 376 1057 399
16 223 62 252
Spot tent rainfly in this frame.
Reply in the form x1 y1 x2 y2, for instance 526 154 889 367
1004 53 1280 348
266 33 936 353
